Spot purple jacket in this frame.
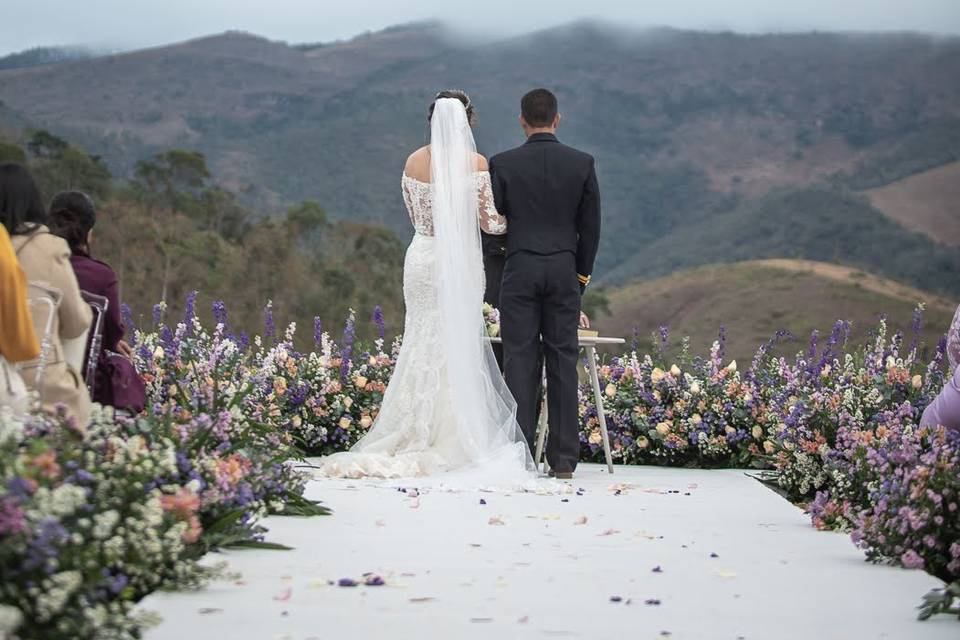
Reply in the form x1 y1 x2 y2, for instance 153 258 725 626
70 254 125 352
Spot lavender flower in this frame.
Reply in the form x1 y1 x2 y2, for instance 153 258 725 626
313 316 323 345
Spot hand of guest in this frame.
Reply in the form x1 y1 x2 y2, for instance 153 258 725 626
117 340 134 359
579 312 590 329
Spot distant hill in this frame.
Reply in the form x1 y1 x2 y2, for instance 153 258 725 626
0 45 115 71
592 259 958 364
1 21 959 294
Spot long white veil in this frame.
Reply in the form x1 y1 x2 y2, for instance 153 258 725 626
429 97 537 481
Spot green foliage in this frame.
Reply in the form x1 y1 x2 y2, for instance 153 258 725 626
0 140 25 164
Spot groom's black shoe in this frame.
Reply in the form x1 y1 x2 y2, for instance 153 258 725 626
549 470 574 480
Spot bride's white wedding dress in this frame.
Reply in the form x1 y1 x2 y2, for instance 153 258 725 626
316 99 538 489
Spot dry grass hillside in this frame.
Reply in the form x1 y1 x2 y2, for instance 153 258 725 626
592 259 957 364
866 161 960 247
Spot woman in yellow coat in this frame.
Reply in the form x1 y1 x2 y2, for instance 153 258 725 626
1 164 92 424
0 224 39 364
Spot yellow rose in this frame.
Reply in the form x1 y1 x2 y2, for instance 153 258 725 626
725 426 736 435
637 436 649 449
605 383 617 398
273 377 287 396
763 440 775 454
691 413 702 425
689 381 701 394
588 429 603 445
911 374 923 389
354 375 368 389
291 415 302 428
360 415 373 429
368 356 377 366
821 364 831 377
651 368 665 383
339 416 352 430
343 397 353 409
655 421 671 435
153 346 165 362
670 364 681 377
752 425 763 439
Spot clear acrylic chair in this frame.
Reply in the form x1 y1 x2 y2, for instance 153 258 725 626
20 282 63 409
79 290 109 395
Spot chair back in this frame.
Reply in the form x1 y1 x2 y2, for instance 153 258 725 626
21 282 62 404
79 291 109 395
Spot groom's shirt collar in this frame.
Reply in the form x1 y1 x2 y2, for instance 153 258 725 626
524 132 559 145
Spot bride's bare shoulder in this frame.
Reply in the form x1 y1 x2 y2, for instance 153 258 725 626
475 153 489 172
404 146 431 181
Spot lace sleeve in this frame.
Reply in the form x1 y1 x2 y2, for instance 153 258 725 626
947 304 960 372
477 172 506 235
401 177 416 228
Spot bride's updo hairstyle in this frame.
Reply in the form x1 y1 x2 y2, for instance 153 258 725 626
428 89 475 126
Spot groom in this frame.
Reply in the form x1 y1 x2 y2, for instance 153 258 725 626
489 88 601 479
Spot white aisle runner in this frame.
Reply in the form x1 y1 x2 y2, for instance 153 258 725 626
140 464 956 640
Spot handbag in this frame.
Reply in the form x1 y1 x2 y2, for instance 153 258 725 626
0 355 29 417
97 350 146 414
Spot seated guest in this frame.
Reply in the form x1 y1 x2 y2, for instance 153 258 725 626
48 191 144 412
921 304 960 434
0 164 92 424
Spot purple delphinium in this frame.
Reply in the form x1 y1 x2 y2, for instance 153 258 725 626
264 302 276 340
341 312 356 379
213 299 228 328
717 325 727 361
152 302 164 326
182 290 198 330
314 316 323 345
372 306 385 340
121 302 135 336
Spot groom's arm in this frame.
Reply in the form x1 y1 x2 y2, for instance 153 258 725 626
575 157 601 292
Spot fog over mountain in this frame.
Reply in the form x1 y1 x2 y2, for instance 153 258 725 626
2 0 959 55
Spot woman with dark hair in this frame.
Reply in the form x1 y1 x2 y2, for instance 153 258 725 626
48 190 143 412
0 164 92 424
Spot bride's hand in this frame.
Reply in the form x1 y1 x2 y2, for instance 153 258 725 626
579 312 590 329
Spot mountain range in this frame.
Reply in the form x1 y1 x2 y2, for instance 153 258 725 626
0 20 958 322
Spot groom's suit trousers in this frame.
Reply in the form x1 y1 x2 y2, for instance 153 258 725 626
501 250 581 473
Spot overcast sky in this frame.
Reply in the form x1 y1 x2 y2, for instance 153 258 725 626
2 0 959 56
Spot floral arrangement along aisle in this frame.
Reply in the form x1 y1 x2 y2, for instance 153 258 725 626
0 298 328 640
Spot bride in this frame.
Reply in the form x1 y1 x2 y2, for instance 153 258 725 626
317 90 538 487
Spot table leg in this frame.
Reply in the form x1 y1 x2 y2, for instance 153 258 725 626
586 345 614 474
534 364 549 474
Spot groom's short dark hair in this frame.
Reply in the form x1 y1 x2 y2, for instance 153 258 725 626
521 88 558 127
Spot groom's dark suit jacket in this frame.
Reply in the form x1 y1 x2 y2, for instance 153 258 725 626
488 132 601 474
487 132 601 283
